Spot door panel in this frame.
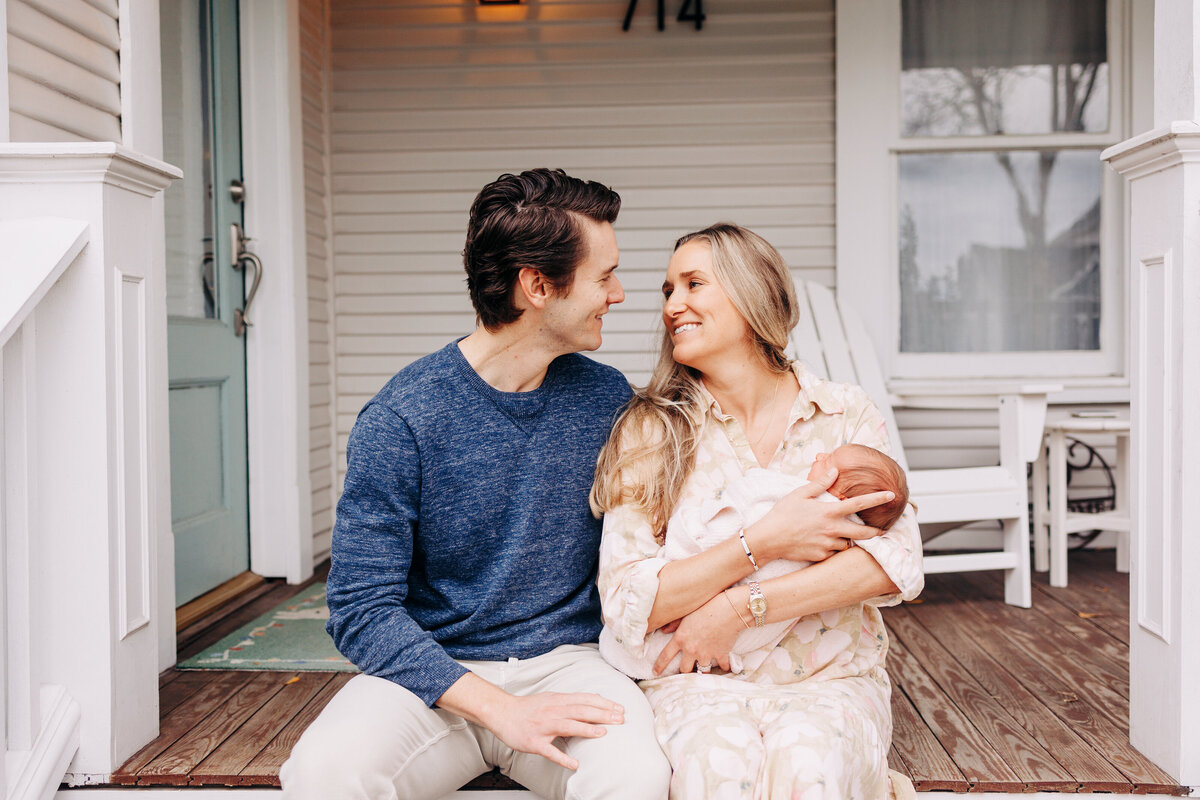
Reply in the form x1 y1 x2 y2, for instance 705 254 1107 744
167 383 224 521
162 0 250 605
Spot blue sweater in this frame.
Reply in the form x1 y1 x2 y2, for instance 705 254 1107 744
325 341 632 706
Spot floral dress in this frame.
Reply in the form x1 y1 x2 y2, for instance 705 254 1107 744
598 363 924 800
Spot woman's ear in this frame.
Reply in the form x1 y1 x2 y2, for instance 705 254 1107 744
517 267 552 309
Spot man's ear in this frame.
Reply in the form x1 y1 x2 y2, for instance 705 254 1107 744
517 267 552 309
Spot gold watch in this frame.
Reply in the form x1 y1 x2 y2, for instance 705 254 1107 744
747 581 767 628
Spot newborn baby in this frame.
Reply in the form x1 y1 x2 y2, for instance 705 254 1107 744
600 443 909 679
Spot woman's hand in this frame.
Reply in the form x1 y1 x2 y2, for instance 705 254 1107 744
653 592 742 675
747 468 894 563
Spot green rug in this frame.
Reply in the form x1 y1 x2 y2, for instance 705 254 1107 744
178 583 358 672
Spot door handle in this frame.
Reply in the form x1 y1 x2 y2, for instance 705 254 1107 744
230 223 263 337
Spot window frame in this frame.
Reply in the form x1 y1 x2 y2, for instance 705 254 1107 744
836 0 1149 383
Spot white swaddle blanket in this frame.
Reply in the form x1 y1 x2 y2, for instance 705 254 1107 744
600 468 858 679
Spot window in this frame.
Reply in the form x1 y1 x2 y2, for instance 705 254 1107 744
899 1 1109 138
898 149 1103 354
837 0 1147 381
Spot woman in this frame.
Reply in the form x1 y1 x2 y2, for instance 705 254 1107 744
591 224 923 800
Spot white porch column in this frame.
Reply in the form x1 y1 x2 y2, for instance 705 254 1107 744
0 144 179 783
1102 1 1200 783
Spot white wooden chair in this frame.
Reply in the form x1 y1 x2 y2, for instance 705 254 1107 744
786 280 1058 608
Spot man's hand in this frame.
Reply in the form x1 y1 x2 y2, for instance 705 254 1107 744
747 468 892 563
487 691 625 770
437 672 624 770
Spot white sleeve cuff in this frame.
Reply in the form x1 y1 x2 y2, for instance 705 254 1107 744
616 557 670 653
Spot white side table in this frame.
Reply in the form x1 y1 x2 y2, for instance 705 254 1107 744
1031 417 1130 588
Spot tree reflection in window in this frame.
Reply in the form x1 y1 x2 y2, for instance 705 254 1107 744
898 0 1107 354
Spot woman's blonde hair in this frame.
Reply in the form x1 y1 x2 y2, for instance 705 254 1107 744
590 223 799 538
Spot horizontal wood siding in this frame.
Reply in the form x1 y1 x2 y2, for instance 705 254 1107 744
329 0 836 487
6 0 122 142
301 0 336 565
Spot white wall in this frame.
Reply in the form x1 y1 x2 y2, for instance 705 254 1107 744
300 0 336 565
328 0 838 490
6 0 122 142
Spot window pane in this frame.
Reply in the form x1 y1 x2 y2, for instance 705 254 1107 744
901 0 1108 136
898 150 1102 353
162 0 217 320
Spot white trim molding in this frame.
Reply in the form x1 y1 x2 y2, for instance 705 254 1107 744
8 686 80 800
118 0 165 159
0 219 89 346
1103 120 1200 177
1132 251 1171 645
0 0 9 144
239 0 314 585
0 142 182 196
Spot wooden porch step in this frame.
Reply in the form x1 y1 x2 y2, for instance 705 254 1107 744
107 551 1188 795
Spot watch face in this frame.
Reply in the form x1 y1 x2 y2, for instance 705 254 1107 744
749 596 767 615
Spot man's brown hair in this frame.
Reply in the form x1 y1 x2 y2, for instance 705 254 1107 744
462 168 621 330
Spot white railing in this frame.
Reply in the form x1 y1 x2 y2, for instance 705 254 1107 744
2 218 89 800
1 144 179 790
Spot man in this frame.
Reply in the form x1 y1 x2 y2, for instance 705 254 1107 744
281 169 670 799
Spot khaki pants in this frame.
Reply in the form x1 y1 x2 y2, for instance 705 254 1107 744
280 644 669 800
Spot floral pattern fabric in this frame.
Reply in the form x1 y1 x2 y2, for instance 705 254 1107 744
642 668 910 800
598 362 924 799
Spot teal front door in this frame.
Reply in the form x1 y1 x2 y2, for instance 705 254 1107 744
161 0 251 605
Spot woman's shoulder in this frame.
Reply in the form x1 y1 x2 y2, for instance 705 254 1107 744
792 362 876 415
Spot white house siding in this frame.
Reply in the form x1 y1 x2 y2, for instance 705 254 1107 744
5 0 122 142
301 0 337 564
328 0 836 488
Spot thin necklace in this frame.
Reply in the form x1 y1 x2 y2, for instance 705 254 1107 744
750 374 782 449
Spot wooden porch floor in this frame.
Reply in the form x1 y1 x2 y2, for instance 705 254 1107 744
110 550 1186 794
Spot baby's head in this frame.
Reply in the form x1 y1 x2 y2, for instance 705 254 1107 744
806 444 909 530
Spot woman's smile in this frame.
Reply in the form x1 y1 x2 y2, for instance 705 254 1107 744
662 241 752 368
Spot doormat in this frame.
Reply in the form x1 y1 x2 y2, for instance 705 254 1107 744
177 583 358 672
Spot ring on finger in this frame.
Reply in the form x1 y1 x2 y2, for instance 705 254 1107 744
842 537 852 550
695 662 713 674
